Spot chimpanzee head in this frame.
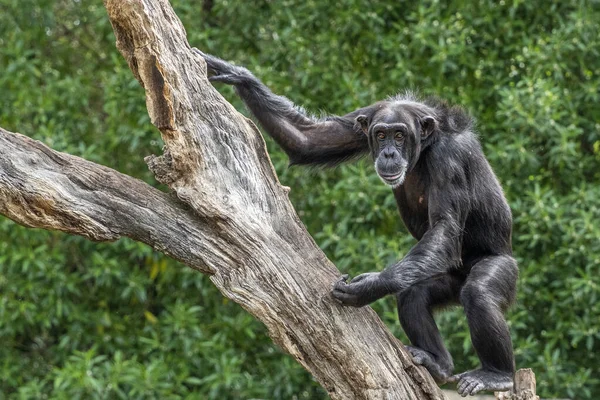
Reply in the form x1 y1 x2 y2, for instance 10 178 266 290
355 102 437 188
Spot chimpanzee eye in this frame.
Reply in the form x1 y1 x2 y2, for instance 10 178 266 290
377 132 386 140
394 131 404 140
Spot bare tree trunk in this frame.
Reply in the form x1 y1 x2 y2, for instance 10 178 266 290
0 0 446 398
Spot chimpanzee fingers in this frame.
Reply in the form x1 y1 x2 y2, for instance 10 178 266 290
208 74 232 82
192 48 218 69
192 48 235 76
331 289 361 307
332 275 363 306
332 275 350 292
349 274 367 284
191 47 207 58
331 289 351 302
349 272 378 284
194 49 222 66
208 74 245 85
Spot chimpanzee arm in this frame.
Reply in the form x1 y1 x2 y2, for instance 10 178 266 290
195 49 371 166
332 147 471 306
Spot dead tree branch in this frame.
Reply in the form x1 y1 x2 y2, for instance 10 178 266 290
0 0 447 398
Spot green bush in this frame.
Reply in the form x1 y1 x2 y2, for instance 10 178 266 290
1 1 598 399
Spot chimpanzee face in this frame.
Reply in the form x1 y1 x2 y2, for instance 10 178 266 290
356 104 436 188
369 120 411 187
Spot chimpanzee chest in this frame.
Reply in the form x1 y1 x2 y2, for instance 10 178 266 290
393 174 430 240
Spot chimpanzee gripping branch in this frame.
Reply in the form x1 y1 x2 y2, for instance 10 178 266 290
0 0 446 399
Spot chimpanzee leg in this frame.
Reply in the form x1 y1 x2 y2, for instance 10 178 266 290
397 273 463 383
451 255 518 396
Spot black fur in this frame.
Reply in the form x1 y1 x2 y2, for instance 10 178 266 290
197 49 517 396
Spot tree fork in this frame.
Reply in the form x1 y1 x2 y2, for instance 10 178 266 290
0 0 447 398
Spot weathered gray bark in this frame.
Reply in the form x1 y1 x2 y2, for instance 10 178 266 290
496 370 539 400
0 0 447 398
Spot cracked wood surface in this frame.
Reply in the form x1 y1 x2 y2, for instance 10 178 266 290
0 0 447 398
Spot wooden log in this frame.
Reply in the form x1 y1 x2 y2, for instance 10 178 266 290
496 369 539 400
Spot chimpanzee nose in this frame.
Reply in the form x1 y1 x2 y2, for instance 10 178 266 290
383 148 395 159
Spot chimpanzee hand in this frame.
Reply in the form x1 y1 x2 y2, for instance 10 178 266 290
193 48 254 86
331 272 391 307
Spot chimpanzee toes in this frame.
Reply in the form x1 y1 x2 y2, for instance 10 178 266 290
453 369 513 396
405 346 452 383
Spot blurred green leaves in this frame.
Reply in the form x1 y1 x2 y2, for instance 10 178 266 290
1 0 599 399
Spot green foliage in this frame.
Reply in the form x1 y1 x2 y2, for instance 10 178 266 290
1 0 599 398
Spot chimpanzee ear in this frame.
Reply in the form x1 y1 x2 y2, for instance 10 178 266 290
420 116 437 139
355 115 369 135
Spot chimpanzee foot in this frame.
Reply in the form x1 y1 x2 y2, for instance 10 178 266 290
405 346 452 384
449 369 513 397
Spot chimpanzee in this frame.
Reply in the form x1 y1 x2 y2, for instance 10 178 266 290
196 49 518 397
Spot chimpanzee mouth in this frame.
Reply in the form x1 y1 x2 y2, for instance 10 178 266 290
378 170 406 188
